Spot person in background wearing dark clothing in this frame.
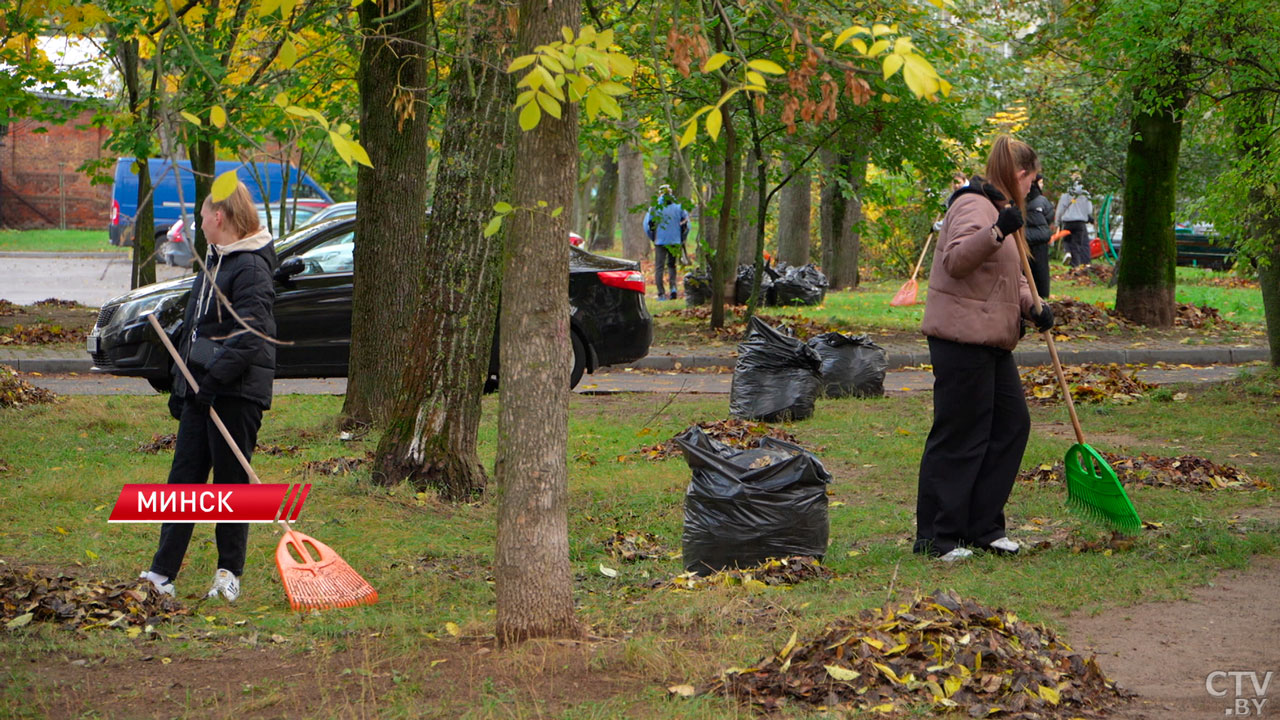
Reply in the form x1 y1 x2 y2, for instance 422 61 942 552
1024 174 1055 298
1056 178 1093 267
138 180 278 603
643 184 689 300
914 136 1054 562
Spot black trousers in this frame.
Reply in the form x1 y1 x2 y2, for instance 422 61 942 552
654 244 678 297
1064 220 1089 266
914 337 1030 556
150 396 262 580
1029 241 1050 298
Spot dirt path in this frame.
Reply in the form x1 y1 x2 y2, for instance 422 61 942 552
1062 553 1280 719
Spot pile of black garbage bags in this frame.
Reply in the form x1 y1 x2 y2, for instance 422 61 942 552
682 263 829 307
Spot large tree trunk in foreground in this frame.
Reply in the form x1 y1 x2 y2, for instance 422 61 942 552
776 162 811 267
371 4 514 500
494 0 581 645
342 0 433 427
617 143 648 261
1115 75 1189 328
589 153 618 251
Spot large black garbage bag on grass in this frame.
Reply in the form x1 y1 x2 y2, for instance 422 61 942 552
808 332 888 398
773 264 828 306
730 316 823 421
734 264 778 306
683 267 712 307
675 425 832 574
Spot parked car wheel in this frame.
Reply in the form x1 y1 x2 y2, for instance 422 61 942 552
570 331 586 390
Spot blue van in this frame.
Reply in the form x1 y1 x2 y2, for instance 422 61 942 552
108 158 333 246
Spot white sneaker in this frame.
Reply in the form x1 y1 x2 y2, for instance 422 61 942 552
988 537 1021 554
938 548 973 562
139 571 175 596
207 569 240 603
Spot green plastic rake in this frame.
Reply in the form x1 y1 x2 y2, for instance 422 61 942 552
1014 232 1142 535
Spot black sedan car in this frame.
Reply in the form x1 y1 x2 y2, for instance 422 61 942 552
86 217 652 392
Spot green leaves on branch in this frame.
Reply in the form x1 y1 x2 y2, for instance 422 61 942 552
277 94 372 168
677 55 784 148
484 201 565 237
508 25 637 131
831 24 950 101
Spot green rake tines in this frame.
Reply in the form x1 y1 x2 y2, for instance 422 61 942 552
1064 443 1143 535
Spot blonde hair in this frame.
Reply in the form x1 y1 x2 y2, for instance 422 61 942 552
202 180 261 238
985 135 1039 213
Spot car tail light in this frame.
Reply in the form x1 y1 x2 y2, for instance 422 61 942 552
110 199 119 225
167 220 184 244
597 270 645 293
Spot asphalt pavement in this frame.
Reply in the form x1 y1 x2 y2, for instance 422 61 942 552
0 251 190 306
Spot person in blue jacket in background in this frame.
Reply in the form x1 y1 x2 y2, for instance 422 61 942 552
643 184 689 301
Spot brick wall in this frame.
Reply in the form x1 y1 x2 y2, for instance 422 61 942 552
1 108 112 230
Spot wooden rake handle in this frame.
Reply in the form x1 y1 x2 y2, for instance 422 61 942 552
909 215 944 282
1011 230 1087 445
146 313 296 534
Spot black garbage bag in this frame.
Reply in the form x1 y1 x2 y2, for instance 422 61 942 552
807 332 888 398
734 264 778 306
730 316 823 421
675 425 832 574
683 267 713 307
773 264 828 306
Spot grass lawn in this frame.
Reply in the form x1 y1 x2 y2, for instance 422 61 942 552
0 370 1276 717
0 229 115 254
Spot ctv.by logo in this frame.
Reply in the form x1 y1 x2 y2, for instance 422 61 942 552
1207 671 1273 717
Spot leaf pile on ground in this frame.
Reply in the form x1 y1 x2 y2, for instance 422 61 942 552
708 590 1126 717
1055 264 1114 285
33 298 83 308
603 530 666 562
637 419 799 460
135 433 302 457
0 322 88 345
1193 274 1257 289
302 453 372 476
1009 516 1167 553
1174 302 1235 329
0 300 18 317
1 567 185 631
1021 363 1156 404
1018 452 1266 491
0 364 58 408
655 556 832 591
1045 298 1133 336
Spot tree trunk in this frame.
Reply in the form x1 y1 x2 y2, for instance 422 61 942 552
617 143 648 261
589 153 618 251
342 0 433 427
371 2 514 501
736 148 761 267
1115 73 1190 327
776 162 811 266
819 148 836 275
573 164 595 236
188 138 214 261
831 150 865 290
710 96 740 329
114 34 155 289
494 0 581 645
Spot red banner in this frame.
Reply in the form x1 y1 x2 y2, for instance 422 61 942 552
108 483 309 523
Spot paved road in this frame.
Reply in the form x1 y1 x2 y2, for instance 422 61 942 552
0 253 190 306
17 364 1248 397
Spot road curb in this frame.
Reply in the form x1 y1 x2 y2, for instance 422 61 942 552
0 251 128 259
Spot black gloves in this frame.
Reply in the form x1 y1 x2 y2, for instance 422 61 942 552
193 376 218 406
995 205 1024 240
1031 303 1054 333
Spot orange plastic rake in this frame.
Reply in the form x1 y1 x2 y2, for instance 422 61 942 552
147 314 378 611
890 225 936 307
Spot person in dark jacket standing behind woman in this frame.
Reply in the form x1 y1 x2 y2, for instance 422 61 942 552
138 180 278 602
914 136 1055 562
1056 177 1093 267
1024 174 1055 298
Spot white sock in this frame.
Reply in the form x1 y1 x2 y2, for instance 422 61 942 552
141 571 170 586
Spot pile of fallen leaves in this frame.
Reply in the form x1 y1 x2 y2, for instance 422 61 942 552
0 364 57 408
638 419 799 461
135 433 301 457
1045 299 1132 336
656 556 833 590
1 568 185 631
0 323 88 345
603 530 666 562
1056 264 1114 286
1193 274 1257 289
1174 302 1235 329
1021 363 1156 404
1019 452 1266 491
708 590 1126 717
303 453 371 476
0 300 18 317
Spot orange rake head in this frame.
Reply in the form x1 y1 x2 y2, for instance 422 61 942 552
275 529 378 611
889 278 919 307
